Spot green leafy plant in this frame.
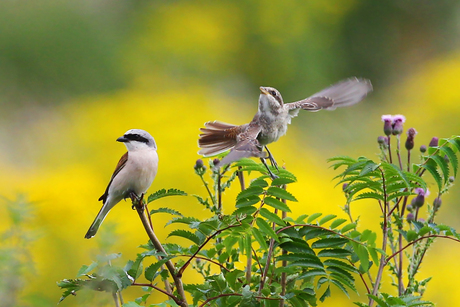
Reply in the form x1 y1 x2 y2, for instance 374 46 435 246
58 115 460 306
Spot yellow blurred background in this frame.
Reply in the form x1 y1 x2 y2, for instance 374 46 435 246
2 0 460 306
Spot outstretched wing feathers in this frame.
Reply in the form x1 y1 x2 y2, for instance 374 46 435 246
286 78 372 112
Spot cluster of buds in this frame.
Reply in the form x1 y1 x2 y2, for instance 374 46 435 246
194 159 206 176
381 114 406 136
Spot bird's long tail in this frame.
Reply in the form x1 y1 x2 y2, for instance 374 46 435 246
198 121 242 156
84 202 112 239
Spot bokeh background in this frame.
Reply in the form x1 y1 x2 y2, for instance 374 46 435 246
2 0 460 306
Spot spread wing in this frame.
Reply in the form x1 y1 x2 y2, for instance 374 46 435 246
285 78 372 117
98 152 128 203
217 120 266 167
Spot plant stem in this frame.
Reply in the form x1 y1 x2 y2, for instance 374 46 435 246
388 135 393 164
397 195 409 296
407 149 411 172
258 211 277 296
237 167 246 191
177 222 242 276
199 174 215 206
112 292 120 307
197 293 282 307
396 135 403 170
134 199 188 307
217 170 222 213
279 208 287 307
387 234 460 263
132 283 182 304
369 169 389 306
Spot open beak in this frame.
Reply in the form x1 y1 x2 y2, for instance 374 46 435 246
259 86 269 95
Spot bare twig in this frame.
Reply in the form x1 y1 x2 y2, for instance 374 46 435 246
133 198 188 307
132 282 182 305
386 234 460 264
177 222 242 276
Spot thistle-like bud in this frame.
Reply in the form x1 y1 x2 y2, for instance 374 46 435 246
420 145 427 153
381 115 393 136
194 159 204 169
407 212 415 222
194 159 206 175
342 183 349 192
444 155 449 163
405 128 417 150
392 115 406 135
433 197 442 210
413 188 429 208
212 158 220 167
429 137 439 147
377 136 386 145
449 176 454 183
406 204 413 212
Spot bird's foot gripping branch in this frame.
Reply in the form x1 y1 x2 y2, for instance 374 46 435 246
59 116 460 307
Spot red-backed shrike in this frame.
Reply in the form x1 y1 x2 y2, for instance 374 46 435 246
85 129 159 239
198 78 372 177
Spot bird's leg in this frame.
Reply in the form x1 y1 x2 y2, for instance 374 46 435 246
264 146 279 171
130 191 141 210
260 157 279 180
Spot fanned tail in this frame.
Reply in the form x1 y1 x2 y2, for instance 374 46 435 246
198 121 245 156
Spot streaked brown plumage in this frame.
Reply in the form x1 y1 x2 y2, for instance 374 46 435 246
198 77 372 173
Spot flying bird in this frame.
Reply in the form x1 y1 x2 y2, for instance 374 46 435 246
198 77 372 178
85 129 159 239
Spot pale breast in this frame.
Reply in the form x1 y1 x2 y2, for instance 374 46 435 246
110 149 158 198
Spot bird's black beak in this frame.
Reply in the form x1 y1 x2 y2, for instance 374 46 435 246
117 136 129 142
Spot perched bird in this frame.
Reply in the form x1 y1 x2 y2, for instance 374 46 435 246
85 129 159 239
198 78 372 177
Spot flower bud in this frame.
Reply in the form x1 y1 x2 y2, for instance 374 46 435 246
342 183 349 192
392 115 406 135
405 128 417 150
420 145 427 153
194 159 206 175
377 136 386 145
407 212 415 222
429 137 438 147
444 155 449 163
449 176 454 183
212 158 220 168
381 115 393 136
433 197 442 209
406 204 413 212
413 188 428 208
418 218 426 223
194 159 204 169
413 194 425 208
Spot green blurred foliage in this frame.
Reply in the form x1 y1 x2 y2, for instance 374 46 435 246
1 0 460 306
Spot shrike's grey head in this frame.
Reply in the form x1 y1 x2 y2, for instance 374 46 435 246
117 129 157 151
259 86 284 113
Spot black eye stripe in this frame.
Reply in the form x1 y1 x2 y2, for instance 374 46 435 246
125 133 149 143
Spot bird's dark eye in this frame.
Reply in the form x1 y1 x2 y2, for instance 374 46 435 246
270 90 277 97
